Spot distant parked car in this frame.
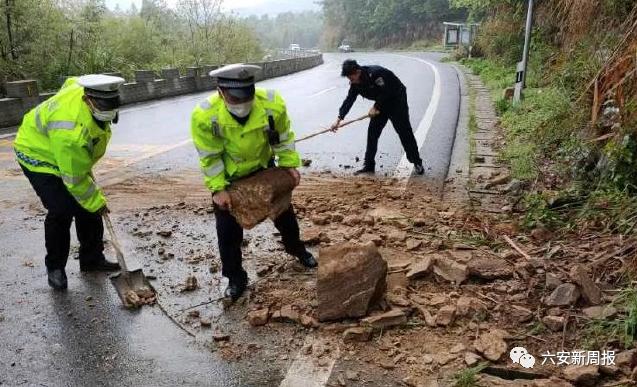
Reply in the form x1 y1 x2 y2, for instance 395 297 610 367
289 44 301 51
338 44 353 52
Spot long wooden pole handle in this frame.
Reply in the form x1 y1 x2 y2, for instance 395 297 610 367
103 213 128 272
295 114 370 143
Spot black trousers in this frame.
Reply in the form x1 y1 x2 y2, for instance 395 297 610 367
214 204 306 284
20 165 104 270
365 91 422 167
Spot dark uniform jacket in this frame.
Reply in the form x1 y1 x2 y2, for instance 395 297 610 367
338 65 406 119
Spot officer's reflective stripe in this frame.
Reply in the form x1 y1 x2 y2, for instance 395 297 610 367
267 89 275 101
47 121 76 130
266 109 273 117
211 116 222 138
228 153 243 163
196 146 222 159
199 99 212 110
279 132 290 142
203 161 225 177
73 182 97 202
35 106 45 133
273 142 295 152
61 174 87 185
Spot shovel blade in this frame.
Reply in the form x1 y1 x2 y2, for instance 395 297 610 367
110 269 155 309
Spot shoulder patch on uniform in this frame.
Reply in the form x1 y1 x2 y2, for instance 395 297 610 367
47 100 60 112
375 77 385 87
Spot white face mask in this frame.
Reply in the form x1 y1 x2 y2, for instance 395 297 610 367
225 100 253 118
92 109 118 122
87 98 118 122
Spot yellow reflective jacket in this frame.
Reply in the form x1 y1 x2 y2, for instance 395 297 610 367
13 77 111 213
190 88 301 192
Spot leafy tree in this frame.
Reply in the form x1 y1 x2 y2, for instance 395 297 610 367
0 0 264 91
320 0 467 48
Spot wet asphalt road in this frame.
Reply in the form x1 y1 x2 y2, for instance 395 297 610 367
0 52 463 386
109 52 460 181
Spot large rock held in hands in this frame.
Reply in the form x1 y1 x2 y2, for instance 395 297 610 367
317 243 387 321
227 168 296 229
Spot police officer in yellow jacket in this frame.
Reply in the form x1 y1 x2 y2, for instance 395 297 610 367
191 64 317 301
14 74 124 290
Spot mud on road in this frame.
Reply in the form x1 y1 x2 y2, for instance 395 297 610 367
2 167 632 386
99 169 620 386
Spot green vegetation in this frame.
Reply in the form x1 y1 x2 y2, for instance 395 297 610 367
320 0 466 49
458 0 637 234
451 362 489 387
245 11 323 50
0 0 323 90
581 286 637 350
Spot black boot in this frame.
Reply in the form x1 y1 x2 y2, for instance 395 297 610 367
354 164 375 175
414 163 425 175
224 278 247 301
47 268 68 290
80 257 121 272
296 251 318 268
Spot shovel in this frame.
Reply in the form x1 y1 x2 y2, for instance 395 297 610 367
103 212 155 309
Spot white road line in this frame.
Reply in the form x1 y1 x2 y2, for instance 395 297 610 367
391 55 442 187
0 132 17 139
308 86 337 98
279 336 340 387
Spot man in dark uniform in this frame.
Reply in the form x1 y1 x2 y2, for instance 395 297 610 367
330 59 424 175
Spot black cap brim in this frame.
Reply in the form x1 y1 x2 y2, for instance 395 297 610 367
91 96 121 110
221 85 255 100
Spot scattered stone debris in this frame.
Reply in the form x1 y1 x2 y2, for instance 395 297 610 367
467 257 513 280
101 166 634 384
545 273 562 290
123 286 156 309
545 283 580 306
277 305 301 323
405 238 422 251
562 365 599 386
432 255 468 285
474 329 508 361
181 275 198 292
247 308 270 327
416 305 437 327
569 265 601 305
299 314 320 328
464 352 481 366
317 243 387 321
212 332 230 342
157 230 172 238
343 327 373 343
542 315 565 332
361 309 407 330
484 174 511 189
582 305 617 319
406 256 433 279
435 305 456 326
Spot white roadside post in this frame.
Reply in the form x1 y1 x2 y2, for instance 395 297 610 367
514 0 534 104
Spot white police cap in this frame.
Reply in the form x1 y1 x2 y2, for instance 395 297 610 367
209 64 262 88
78 74 125 99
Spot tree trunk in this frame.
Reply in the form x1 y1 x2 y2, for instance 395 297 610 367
5 0 16 60
66 29 74 75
